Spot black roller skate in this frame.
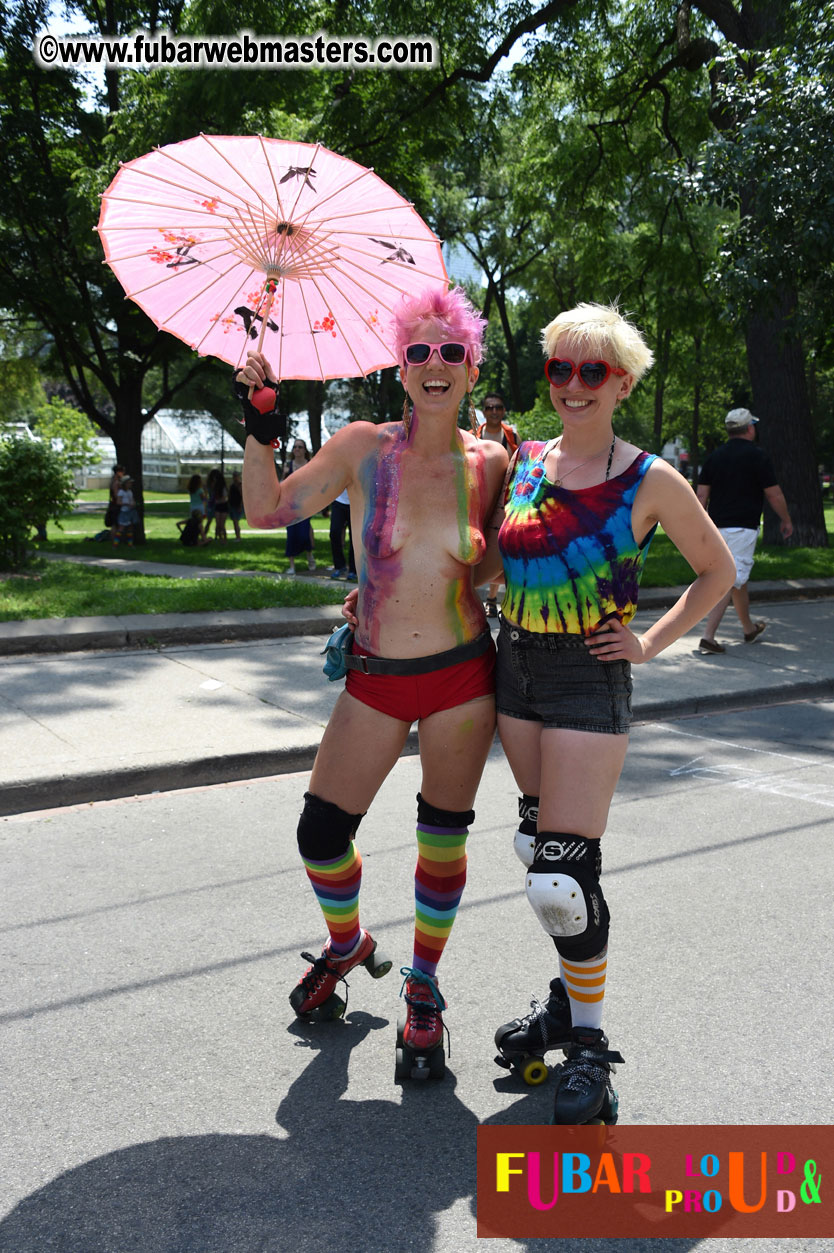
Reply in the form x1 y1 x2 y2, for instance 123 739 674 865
551 1027 623 1125
289 929 392 1021
395 967 447 1082
494 977 572 1085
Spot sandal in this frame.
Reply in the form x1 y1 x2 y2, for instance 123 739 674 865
698 638 725 654
744 621 767 643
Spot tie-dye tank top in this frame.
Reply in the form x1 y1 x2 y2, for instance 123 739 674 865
498 442 658 634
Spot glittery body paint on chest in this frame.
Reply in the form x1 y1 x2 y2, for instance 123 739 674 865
445 437 488 642
356 425 490 654
358 431 404 652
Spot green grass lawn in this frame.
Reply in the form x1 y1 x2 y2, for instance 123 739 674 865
0 562 345 621
1 492 831 622
39 491 331 574
0 492 345 621
641 509 834 587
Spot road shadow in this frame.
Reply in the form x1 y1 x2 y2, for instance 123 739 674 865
0 1012 478 1253
0 1012 711 1253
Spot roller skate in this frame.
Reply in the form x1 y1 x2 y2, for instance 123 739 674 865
551 1027 623 1125
289 929 392 1022
494 977 572 1086
395 967 447 1082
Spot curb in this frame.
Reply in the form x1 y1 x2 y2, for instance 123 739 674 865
631 676 834 725
0 605 342 656
5 679 833 817
0 731 421 818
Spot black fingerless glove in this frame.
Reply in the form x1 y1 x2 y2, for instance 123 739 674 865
233 377 286 447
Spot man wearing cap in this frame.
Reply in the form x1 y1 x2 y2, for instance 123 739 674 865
695 408 793 653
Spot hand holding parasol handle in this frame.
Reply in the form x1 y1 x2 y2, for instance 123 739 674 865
234 300 284 446
247 279 277 400
234 277 284 444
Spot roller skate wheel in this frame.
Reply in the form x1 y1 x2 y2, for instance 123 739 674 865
364 946 392 979
395 1047 410 1083
309 992 346 1022
519 1056 549 1086
428 1048 445 1080
395 1013 406 1047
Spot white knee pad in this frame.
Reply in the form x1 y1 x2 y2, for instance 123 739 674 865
526 870 588 937
514 794 538 867
525 831 610 960
513 828 536 867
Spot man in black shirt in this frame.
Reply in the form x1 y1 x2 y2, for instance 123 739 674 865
696 408 793 653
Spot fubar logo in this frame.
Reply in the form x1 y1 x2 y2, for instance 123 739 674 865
477 1125 831 1239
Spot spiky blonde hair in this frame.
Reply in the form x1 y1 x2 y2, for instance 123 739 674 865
542 302 654 380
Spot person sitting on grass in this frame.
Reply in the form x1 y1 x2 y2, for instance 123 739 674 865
178 509 213 548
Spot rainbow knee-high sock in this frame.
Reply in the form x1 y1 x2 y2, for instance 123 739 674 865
412 797 472 977
301 842 363 956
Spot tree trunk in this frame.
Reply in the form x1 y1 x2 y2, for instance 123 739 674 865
744 288 827 547
652 325 671 454
486 279 522 411
691 333 702 487
305 381 325 453
113 387 147 544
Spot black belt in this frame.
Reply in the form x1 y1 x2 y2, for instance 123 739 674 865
343 630 494 676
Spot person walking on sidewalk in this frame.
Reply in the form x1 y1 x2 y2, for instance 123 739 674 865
696 407 794 654
282 439 317 574
476 392 518 619
237 286 507 1071
228 470 244 541
475 302 734 1124
327 486 357 581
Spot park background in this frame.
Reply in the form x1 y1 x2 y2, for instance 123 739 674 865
1 0 833 606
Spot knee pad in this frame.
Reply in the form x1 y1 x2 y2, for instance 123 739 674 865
416 793 474 829
296 791 364 861
525 832 609 961
513 794 539 868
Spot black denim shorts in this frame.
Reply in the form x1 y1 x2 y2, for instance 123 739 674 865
496 618 632 734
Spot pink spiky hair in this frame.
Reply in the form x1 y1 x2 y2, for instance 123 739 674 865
392 286 487 365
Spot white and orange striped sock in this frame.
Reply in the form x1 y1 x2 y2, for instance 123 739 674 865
560 949 608 1030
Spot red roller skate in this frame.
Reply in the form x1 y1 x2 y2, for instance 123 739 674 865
289 929 392 1021
395 967 447 1082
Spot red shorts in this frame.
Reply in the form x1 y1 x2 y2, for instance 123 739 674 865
345 642 496 723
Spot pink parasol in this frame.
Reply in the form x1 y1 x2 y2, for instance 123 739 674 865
96 134 449 378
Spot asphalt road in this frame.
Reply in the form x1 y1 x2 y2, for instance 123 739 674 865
1 699 832 1253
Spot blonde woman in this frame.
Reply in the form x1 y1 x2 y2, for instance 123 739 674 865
483 303 735 1122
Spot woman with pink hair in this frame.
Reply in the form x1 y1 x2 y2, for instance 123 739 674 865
238 286 507 1079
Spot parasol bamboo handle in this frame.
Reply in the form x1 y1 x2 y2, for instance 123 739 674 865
247 282 276 399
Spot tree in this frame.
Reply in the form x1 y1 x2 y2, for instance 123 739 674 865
29 396 101 472
604 0 831 544
0 435 76 569
0 0 213 540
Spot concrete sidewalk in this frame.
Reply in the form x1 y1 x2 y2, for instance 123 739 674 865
1 586 833 816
